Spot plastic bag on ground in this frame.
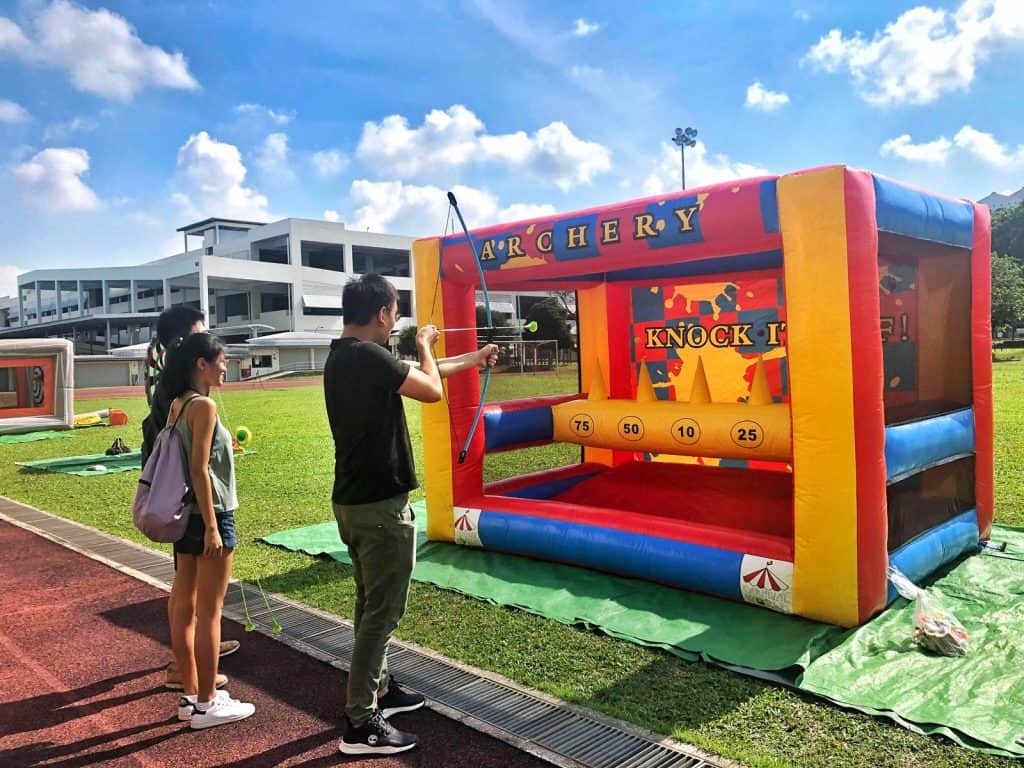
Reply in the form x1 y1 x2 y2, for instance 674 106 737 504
887 565 969 657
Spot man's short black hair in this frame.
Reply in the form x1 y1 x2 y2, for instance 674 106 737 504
156 305 205 346
343 274 399 326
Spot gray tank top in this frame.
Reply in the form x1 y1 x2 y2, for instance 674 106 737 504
172 395 238 515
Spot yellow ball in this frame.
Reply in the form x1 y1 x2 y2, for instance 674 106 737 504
235 426 253 447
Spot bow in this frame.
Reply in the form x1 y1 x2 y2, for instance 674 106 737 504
447 191 492 464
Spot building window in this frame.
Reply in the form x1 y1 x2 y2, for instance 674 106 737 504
398 290 412 318
252 235 289 264
254 354 274 368
304 306 344 316
260 292 289 313
352 246 410 277
223 293 249 317
301 241 344 271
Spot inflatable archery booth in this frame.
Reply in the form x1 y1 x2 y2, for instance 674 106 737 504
413 165 992 627
0 339 75 435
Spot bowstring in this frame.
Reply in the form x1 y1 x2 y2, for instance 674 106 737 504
433 204 467 459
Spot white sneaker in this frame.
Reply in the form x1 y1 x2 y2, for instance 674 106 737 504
189 695 255 730
177 690 231 721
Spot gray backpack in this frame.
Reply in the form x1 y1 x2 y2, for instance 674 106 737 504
132 395 199 542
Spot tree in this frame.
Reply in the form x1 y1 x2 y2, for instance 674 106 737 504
550 290 577 323
397 325 417 356
993 202 1024 263
992 252 1024 337
524 297 572 346
476 305 511 333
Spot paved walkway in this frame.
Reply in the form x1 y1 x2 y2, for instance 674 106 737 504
0 520 550 768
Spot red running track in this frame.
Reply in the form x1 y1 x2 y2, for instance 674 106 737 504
0 521 550 768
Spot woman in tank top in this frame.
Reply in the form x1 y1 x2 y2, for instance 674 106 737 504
162 332 255 729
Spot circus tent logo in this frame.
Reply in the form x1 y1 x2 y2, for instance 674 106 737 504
453 507 482 547
739 555 793 613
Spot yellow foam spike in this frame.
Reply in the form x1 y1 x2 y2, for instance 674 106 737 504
689 356 712 404
588 360 608 401
749 355 773 406
635 363 656 402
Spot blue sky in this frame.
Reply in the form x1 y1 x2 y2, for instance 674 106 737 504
1 0 1023 296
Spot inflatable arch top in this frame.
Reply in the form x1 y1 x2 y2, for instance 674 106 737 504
0 338 75 435
413 165 991 627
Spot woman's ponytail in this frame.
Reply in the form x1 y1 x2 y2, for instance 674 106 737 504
162 332 225 398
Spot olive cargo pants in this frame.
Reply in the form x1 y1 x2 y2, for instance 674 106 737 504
332 493 417 725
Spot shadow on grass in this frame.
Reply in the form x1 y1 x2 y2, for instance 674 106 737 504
251 553 800 741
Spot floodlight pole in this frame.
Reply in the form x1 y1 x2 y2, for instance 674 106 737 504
672 126 698 190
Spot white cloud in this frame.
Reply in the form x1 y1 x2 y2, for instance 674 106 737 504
0 1 198 101
312 148 348 177
642 141 770 196
42 115 97 142
0 18 31 55
349 179 554 237
794 9 811 22
566 64 658 105
234 103 293 125
572 18 600 37
954 124 1024 166
0 264 24 298
173 131 270 221
323 209 341 222
0 98 29 123
12 146 101 212
879 125 1024 166
744 81 790 111
498 202 558 221
880 133 953 163
803 0 1024 106
349 180 490 235
254 132 293 181
357 104 611 190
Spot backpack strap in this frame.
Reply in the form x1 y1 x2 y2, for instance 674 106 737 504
169 393 203 428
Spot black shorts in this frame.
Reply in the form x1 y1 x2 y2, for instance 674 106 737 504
173 511 237 557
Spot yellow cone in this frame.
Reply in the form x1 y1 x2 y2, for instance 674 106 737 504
749 355 773 406
588 360 608 401
689 356 712 404
635 363 656 402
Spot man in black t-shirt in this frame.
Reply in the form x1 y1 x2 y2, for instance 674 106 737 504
326 274 496 756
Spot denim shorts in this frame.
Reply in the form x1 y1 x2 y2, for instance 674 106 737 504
173 510 237 556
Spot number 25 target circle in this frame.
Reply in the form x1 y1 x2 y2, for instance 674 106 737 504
730 419 765 449
617 416 645 442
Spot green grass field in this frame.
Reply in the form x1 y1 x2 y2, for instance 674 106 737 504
2 360 1022 768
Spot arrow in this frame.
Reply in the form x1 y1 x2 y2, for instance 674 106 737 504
443 320 538 334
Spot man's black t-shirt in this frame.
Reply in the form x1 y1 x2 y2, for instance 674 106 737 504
141 378 171 470
324 337 418 505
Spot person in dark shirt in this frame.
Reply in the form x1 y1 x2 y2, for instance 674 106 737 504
141 306 206 469
326 274 496 756
141 307 241 690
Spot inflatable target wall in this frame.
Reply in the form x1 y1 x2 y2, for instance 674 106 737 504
413 165 992 627
0 339 75 435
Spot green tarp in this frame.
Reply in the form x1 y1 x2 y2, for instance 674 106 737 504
16 449 256 476
262 506 1024 756
16 450 143 475
0 430 75 444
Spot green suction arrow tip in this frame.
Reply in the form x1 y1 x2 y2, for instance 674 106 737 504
524 320 538 333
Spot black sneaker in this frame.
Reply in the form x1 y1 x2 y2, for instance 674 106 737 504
338 711 418 755
378 676 425 719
